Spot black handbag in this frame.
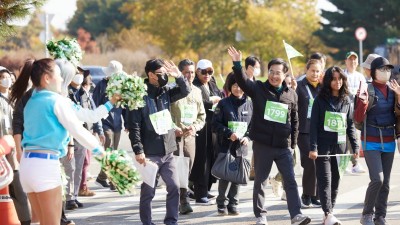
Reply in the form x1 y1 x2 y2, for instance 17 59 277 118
211 144 250 185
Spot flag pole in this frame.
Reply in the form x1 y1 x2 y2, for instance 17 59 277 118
283 40 295 76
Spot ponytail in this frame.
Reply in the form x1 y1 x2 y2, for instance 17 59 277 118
10 59 34 105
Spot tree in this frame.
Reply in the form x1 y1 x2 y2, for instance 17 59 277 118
124 0 248 57
68 0 135 38
315 0 400 60
0 0 45 39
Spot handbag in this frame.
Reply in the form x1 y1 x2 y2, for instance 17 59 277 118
0 155 13 190
211 144 250 185
175 141 190 188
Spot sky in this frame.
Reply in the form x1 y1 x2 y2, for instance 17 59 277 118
36 0 336 30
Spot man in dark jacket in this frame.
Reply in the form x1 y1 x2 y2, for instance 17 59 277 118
228 46 311 225
93 60 125 190
126 59 190 225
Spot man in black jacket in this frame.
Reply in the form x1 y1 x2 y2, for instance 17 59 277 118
228 47 311 225
126 59 190 225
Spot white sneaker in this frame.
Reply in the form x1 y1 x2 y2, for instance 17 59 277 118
352 164 366 173
268 177 283 197
281 190 287 201
256 216 268 225
323 213 341 225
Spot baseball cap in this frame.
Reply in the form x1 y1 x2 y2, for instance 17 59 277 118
370 57 394 71
197 59 213 70
361 54 380 69
103 60 123 76
345 51 358 59
77 66 90 77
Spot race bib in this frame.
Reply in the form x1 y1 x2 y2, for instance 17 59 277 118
307 99 314 119
149 109 174 135
264 101 288 124
337 129 346 144
181 104 196 126
323 111 346 132
228 121 248 139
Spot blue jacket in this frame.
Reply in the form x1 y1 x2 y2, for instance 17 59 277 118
92 79 125 132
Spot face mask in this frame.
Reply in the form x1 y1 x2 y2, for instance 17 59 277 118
72 74 84 85
253 68 261 77
157 73 169 87
0 78 12 88
375 70 391 83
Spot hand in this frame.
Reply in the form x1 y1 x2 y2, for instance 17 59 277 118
309 151 318 160
124 128 129 133
16 145 22 163
135 153 146 166
240 137 250 146
3 135 15 149
175 127 183 137
291 79 298 90
99 134 106 146
353 152 359 159
389 79 400 95
230 133 239 142
67 146 74 161
110 93 122 105
183 125 196 137
210 96 221 104
164 60 181 78
227 46 242 62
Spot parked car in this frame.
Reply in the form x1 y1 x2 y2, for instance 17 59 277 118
81 65 107 89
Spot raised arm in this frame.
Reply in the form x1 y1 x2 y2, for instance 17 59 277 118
228 46 256 98
165 60 191 103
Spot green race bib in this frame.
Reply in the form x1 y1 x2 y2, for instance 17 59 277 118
228 121 248 139
323 111 346 132
181 104 196 126
264 101 288 124
307 99 314 119
149 109 174 135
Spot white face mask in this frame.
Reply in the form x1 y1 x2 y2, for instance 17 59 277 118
253 68 261 77
0 78 12 88
72 74 84 85
375 70 391 83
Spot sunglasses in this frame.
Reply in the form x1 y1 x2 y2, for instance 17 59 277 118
200 69 213 75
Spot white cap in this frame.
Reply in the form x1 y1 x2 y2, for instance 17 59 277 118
197 59 213 70
361 54 381 69
103 60 123 76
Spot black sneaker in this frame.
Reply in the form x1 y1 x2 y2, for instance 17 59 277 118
227 206 240 216
61 218 75 225
95 178 110 188
179 203 193 215
65 200 78 210
109 182 117 191
207 193 216 199
75 199 83 208
217 205 227 216
311 197 321 208
301 194 313 209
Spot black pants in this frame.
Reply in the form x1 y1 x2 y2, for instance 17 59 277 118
252 141 302 219
315 144 342 214
298 133 317 197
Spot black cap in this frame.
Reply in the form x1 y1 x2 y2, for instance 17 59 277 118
77 66 90 78
370 57 394 71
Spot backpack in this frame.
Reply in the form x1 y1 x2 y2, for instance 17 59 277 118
354 83 375 131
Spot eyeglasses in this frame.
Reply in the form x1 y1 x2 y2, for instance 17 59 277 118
377 67 391 72
200 69 213 75
268 70 284 76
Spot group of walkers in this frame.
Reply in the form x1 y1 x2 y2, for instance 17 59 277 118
1 44 398 225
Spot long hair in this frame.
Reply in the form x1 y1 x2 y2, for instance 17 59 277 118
10 58 55 105
319 66 349 101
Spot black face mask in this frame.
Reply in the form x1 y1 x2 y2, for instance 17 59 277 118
157 73 169 87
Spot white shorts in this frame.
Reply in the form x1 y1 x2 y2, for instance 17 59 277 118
19 152 62 193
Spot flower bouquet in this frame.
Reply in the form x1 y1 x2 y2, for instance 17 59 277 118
96 148 140 195
106 72 147 110
46 38 83 67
